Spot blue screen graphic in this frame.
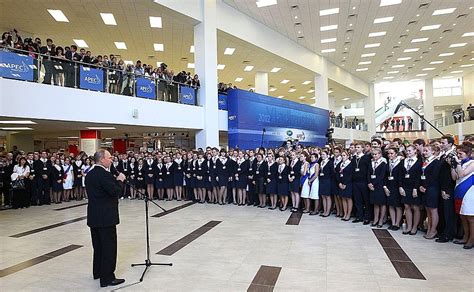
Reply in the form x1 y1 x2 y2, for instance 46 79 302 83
228 89 329 149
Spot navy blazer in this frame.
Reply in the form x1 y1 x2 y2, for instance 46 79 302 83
399 158 422 191
337 161 353 186
420 158 441 189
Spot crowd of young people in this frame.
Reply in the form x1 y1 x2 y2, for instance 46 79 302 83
1 135 473 249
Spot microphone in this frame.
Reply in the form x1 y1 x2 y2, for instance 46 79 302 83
394 101 405 114
263 128 266 133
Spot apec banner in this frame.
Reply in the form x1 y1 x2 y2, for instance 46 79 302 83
136 77 156 99
227 89 329 149
79 65 104 91
179 86 196 105
0 50 34 81
218 94 228 110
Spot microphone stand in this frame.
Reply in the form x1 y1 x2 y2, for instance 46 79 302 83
260 128 266 147
127 181 172 281
394 101 445 136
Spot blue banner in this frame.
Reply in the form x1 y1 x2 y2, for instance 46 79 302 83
79 65 104 91
0 50 34 81
228 89 329 149
136 77 156 99
179 86 196 105
218 94 227 110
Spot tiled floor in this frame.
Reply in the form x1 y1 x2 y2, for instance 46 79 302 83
1 200 473 291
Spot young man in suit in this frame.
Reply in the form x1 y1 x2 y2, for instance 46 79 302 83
85 149 126 288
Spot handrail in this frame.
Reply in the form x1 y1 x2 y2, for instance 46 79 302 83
0 45 198 89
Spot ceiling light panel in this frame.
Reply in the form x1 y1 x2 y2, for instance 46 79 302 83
320 8 339 16
320 25 338 31
217 64 225 70
439 52 455 56
411 38 428 43
374 17 394 24
321 48 336 53
364 43 380 48
432 8 456 15
356 68 368 71
302 80 311 85
235 77 243 82
449 43 467 48
73 39 88 48
256 0 277 8
153 43 164 51
397 57 411 61
281 79 290 84
187 63 195 68
403 48 419 52
100 13 117 25
359 61 372 65
391 64 405 68
47 9 69 22
361 53 376 57
421 24 441 31
114 42 127 50
190 45 194 53
369 31 386 37
270 67 281 73
321 38 337 43
149 16 162 28
380 0 402 7
429 61 444 64
462 32 474 37
244 65 254 71
224 48 235 55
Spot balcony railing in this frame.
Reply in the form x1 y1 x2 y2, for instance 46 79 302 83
431 111 471 128
329 117 368 131
0 46 198 105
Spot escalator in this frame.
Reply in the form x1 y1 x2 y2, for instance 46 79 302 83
375 95 421 128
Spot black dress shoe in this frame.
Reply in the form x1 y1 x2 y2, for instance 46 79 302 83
435 237 452 243
352 219 361 223
363 220 370 225
101 278 125 287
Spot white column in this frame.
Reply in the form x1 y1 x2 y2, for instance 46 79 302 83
423 78 435 137
255 71 268 95
314 60 329 109
194 0 219 148
364 83 376 135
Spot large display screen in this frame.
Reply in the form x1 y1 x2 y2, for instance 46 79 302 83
228 89 329 149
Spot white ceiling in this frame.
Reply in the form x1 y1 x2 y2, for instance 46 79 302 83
224 0 474 82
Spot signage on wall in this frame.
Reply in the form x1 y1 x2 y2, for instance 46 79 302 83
179 86 196 105
0 50 34 81
79 65 104 91
136 77 156 99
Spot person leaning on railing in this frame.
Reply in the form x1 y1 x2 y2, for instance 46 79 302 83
39 38 56 85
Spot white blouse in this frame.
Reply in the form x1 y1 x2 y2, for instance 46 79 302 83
13 165 30 179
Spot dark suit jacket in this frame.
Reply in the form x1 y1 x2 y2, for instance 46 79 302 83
86 165 122 228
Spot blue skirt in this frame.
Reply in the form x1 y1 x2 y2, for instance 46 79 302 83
289 179 300 192
339 182 352 198
386 186 401 207
401 187 421 205
154 179 164 189
319 177 331 197
277 182 289 196
422 187 439 208
266 180 277 194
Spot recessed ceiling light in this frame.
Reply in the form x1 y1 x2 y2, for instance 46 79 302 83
421 24 441 31
307 89 315 93
124 60 133 65
397 57 412 61
364 43 380 48
58 136 79 139
380 0 402 7
432 8 456 15
190 45 194 53
1 127 33 130
244 65 254 71
281 79 290 84
369 31 386 37
73 39 88 48
224 48 235 55
321 38 337 43
328 90 334 94
374 17 394 24
256 0 277 8
411 38 429 43
439 52 455 57
277 95 284 98
359 61 372 65
361 53 376 57
391 64 405 68
156 61 163 67
47 9 69 22
462 32 474 37
320 8 339 16
298 96 306 99
450 70 463 73
460 64 474 67
153 43 164 51
429 61 444 64
387 71 399 74
0 120 37 124
217 64 226 70
320 25 338 31
235 77 243 82
356 68 368 71
87 127 116 130
288 88 296 92
269 87 277 92
149 16 162 28
404 48 420 53
422 67 436 71
449 43 467 48
383 76 395 79
270 67 281 73
442 76 454 79
114 42 127 50
302 80 311 85
416 73 428 76
321 48 336 53
100 13 117 25
342 97 350 101
187 63 195 69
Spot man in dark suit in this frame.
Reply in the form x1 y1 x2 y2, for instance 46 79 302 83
86 149 126 288
65 44 81 87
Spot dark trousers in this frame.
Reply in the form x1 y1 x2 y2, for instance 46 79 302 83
38 179 50 204
42 60 53 84
28 179 38 205
353 182 372 221
2 183 11 206
90 226 117 286
247 184 257 205
440 196 455 239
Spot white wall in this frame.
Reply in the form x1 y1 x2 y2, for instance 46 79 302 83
218 110 228 131
333 127 371 142
0 79 205 130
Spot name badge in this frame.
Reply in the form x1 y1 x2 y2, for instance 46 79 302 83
405 174 410 179
256 171 259 174
187 168 190 171
355 168 360 172
43 167 48 171
249 168 253 171
178 167 181 170
139 172 142 175
278 176 282 179
388 176 394 180
237 168 241 171
167 172 170 175
340 174 344 178
290 171 294 175
320 173 324 177
267 172 271 175
159 172 162 175
421 175 426 180
149 168 152 170
198 168 202 171
371 175 376 179
223 166 226 169
31 170 35 173
213 166 216 169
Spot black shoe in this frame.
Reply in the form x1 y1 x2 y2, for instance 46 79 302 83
435 237 452 243
101 278 125 287
352 219 361 223
391 226 400 231
363 220 370 225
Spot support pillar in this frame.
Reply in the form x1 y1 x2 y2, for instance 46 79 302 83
364 83 376 136
80 130 101 156
255 71 269 95
423 78 435 138
314 60 329 110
